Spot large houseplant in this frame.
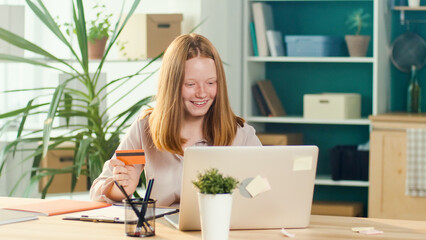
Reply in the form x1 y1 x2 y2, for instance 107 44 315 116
345 8 371 57
0 0 159 197
193 168 239 240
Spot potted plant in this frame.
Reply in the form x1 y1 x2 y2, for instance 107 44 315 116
192 168 239 240
86 3 112 59
0 0 159 197
345 8 371 57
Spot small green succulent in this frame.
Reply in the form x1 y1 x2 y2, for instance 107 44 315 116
192 168 239 194
346 8 371 35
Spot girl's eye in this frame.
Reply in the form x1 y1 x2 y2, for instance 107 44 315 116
185 83 195 87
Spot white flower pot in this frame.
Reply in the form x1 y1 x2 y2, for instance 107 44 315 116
408 0 420 7
197 193 233 240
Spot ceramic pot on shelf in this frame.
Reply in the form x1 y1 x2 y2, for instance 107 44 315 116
345 35 371 57
88 36 108 59
408 0 420 7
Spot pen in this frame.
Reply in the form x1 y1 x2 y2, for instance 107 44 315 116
136 178 154 233
113 180 141 218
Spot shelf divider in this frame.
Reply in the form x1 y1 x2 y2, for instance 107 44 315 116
315 175 369 187
246 116 370 125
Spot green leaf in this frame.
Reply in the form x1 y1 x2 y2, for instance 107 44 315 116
40 175 55 199
88 153 103 183
106 95 153 131
0 103 49 119
72 0 88 73
26 0 82 65
0 53 67 73
192 168 239 194
42 81 67 159
31 145 43 179
12 99 35 157
72 138 91 191
64 93 72 127
0 28 61 62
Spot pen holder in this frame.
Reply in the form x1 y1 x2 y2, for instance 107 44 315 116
124 198 156 237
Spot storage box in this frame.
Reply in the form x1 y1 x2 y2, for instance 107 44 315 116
285 35 345 57
117 13 183 59
39 142 87 193
311 201 363 217
256 133 303 145
303 93 361 119
330 145 369 181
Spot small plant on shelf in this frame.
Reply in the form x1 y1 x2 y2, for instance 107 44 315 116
87 2 112 44
346 8 371 35
344 8 371 57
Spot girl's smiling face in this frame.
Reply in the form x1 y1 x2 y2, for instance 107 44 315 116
182 56 217 120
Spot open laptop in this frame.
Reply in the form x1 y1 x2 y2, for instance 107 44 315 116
165 145 318 230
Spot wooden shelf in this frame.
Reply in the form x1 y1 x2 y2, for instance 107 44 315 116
393 6 426 24
247 56 374 63
315 175 369 187
246 116 370 125
394 6 426 11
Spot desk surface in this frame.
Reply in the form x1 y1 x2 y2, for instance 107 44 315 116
1 197 426 239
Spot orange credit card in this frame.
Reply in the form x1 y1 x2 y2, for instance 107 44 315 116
115 150 145 165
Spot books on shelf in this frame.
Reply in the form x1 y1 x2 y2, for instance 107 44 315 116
249 22 259 56
266 30 285 57
252 84 271 116
251 2 274 57
253 80 286 117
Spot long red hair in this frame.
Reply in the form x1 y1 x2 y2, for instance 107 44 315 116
146 33 244 155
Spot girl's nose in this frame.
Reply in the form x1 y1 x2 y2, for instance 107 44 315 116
195 85 207 98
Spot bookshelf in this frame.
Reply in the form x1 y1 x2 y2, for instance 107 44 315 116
242 0 390 215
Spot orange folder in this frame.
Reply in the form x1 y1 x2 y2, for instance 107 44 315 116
4 199 111 216
115 149 145 165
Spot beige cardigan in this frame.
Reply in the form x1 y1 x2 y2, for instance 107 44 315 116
90 116 262 206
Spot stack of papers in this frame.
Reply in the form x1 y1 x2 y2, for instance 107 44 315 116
0 209 39 225
63 205 179 223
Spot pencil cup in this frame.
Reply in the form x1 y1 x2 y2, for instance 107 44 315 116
124 198 156 237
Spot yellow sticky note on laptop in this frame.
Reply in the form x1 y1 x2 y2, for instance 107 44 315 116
245 175 271 198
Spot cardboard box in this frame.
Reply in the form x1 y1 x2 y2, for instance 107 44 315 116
311 201 363 217
39 142 87 193
304 93 361 119
256 133 303 146
117 13 183 59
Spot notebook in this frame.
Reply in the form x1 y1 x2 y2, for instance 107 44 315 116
0 209 39 225
165 145 318 230
4 199 111 216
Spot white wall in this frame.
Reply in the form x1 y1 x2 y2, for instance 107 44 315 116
198 0 243 115
0 0 242 196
